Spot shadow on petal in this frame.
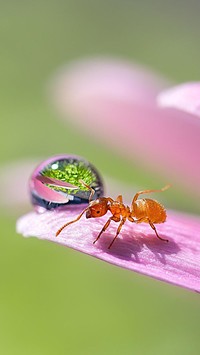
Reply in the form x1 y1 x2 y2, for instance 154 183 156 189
92 229 180 266
93 232 142 263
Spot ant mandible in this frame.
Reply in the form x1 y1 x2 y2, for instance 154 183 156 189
56 180 170 249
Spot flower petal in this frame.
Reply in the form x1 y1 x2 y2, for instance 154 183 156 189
0 159 40 213
158 82 200 117
49 58 200 197
17 207 200 292
35 175 78 189
50 57 167 116
32 178 71 204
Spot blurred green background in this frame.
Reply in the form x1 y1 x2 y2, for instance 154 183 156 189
1 1 200 354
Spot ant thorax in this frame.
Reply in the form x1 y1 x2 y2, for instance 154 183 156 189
109 200 130 219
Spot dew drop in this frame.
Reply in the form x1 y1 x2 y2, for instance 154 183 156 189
29 154 104 211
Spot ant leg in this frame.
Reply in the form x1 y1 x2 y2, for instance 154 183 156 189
108 218 126 249
132 184 171 205
128 216 135 222
93 217 112 244
56 206 89 237
133 217 168 242
79 179 95 202
148 219 168 242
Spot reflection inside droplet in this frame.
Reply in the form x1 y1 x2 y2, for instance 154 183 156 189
29 154 104 211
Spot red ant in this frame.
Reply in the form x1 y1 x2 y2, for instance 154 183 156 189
56 180 170 249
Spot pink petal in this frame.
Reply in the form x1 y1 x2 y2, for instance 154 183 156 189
17 207 200 292
36 175 78 189
158 82 200 117
33 178 71 204
0 159 40 213
50 58 167 116
49 58 200 197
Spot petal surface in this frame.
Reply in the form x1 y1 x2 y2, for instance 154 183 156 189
17 207 200 293
158 82 200 117
0 159 40 213
49 58 200 196
51 57 167 115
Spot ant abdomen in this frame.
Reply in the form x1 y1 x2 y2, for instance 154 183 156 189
132 198 167 224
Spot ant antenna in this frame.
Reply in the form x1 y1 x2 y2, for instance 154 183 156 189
79 179 95 202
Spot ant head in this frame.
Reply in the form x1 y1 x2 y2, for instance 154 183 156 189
86 198 108 219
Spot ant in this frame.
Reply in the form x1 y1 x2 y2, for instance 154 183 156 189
56 180 170 249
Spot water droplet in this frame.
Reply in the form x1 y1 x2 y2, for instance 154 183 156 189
29 155 104 211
